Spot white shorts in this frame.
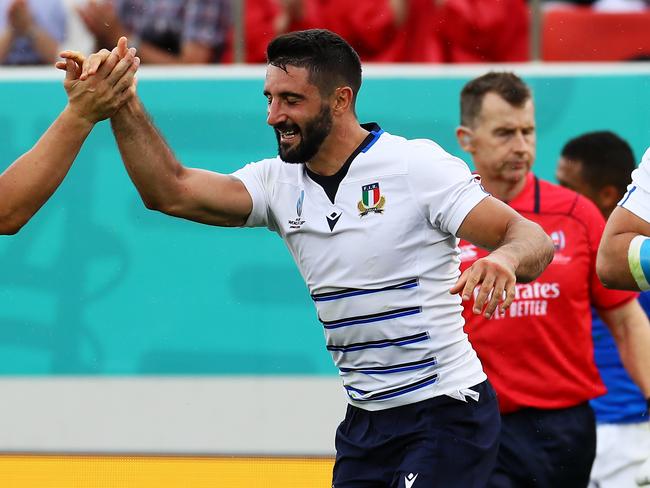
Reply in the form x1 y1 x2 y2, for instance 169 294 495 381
589 421 650 488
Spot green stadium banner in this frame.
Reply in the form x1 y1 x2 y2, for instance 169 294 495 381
1 66 650 376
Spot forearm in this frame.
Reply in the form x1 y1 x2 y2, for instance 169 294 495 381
25 26 59 63
607 308 650 398
0 107 93 234
0 29 14 62
110 98 185 210
597 231 640 290
617 326 650 398
491 218 554 283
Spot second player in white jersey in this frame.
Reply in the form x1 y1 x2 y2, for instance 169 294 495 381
620 148 650 222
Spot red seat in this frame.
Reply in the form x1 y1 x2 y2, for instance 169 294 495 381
542 7 650 61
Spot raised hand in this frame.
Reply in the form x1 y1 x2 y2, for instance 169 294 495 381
56 37 139 124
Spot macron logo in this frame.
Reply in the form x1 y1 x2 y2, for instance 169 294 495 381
405 473 419 488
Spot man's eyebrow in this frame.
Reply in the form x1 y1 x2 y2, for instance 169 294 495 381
262 90 305 99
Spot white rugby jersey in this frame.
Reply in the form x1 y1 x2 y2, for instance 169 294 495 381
232 125 489 411
620 147 650 222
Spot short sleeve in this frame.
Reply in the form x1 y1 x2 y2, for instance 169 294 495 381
619 147 650 223
575 196 639 309
406 142 489 235
230 159 276 230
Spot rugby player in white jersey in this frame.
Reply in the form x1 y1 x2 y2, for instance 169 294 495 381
597 147 650 486
599 148 650 292
0 37 138 235
69 30 554 487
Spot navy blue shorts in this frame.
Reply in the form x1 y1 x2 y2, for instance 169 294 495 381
332 380 500 488
487 402 596 488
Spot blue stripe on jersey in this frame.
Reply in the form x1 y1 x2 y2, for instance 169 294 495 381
361 129 384 153
340 356 437 374
344 372 439 401
620 185 637 206
321 306 422 330
311 278 419 302
326 332 430 352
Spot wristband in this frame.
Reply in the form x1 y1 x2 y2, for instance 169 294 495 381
627 235 650 290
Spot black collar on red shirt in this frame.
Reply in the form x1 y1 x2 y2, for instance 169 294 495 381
533 175 541 214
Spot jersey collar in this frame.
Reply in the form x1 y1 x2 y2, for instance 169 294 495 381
508 172 541 214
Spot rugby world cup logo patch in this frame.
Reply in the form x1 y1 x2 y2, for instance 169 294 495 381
358 182 385 217
550 230 566 251
288 190 306 229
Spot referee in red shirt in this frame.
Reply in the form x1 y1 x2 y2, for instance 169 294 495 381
454 72 650 487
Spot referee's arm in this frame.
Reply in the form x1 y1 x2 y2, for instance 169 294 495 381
598 206 650 291
452 195 554 319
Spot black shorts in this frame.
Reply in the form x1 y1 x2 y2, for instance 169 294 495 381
332 380 501 488
488 402 596 488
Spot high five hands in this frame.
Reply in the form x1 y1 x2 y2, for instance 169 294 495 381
55 37 139 124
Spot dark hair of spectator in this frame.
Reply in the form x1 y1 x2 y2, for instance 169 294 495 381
461 72 531 127
561 131 636 197
267 29 362 107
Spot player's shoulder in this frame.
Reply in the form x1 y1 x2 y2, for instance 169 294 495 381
379 132 470 171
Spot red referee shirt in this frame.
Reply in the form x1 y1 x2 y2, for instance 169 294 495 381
460 173 636 414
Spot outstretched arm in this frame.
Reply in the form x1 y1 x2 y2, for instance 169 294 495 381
110 100 253 227
0 102 92 234
453 196 554 318
68 41 253 227
0 46 138 234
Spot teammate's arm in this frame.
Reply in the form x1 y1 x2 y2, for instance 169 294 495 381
597 206 650 290
110 98 253 227
598 298 650 399
453 195 554 318
0 46 138 235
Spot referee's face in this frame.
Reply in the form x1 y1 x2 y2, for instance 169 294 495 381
264 64 333 164
467 92 536 187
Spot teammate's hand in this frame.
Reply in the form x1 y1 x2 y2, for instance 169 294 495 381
637 455 650 486
57 36 130 80
59 45 139 124
450 252 516 318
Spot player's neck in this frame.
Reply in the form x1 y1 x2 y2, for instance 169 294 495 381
481 175 528 203
307 123 369 176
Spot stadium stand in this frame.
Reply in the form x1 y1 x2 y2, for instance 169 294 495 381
542 7 650 61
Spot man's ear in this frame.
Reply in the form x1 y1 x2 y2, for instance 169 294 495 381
332 86 354 115
456 126 473 152
599 185 621 215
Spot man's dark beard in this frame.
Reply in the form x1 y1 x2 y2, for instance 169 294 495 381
275 105 333 164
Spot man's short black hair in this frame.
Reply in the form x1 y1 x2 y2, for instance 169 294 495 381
267 29 362 106
460 72 531 127
561 131 636 197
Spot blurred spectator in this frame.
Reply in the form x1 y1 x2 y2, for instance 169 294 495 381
60 0 95 56
224 0 320 63
77 0 231 64
0 0 66 65
319 0 529 63
320 0 441 62
545 0 648 10
435 0 530 62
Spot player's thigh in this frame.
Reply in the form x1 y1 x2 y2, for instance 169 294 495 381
489 403 596 488
388 381 500 488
